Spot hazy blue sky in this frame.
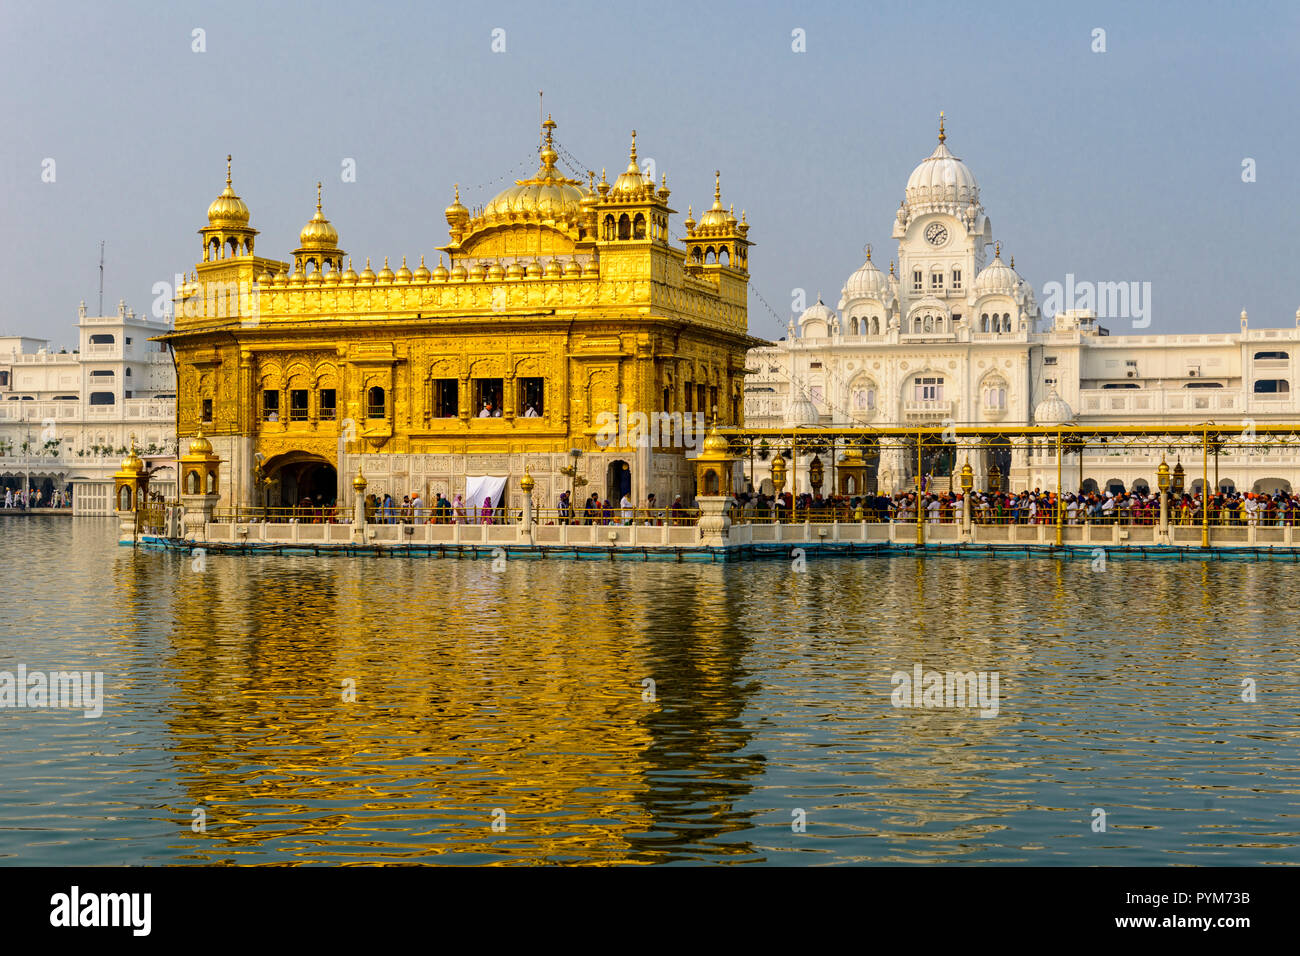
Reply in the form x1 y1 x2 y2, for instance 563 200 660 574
2 0 1297 346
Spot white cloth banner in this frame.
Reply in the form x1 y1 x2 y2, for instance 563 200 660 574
465 475 508 520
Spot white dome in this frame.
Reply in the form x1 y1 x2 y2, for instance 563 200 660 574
1033 388 1074 426
840 255 890 305
973 251 1022 297
905 141 979 209
785 395 820 427
797 299 836 337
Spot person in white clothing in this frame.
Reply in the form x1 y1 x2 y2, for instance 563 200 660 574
620 493 634 525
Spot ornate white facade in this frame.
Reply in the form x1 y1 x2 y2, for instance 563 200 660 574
746 119 1300 496
0 301 177 513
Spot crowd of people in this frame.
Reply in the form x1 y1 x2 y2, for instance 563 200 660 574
717 488 1300 526
2 487 72 509
271 485 1300 528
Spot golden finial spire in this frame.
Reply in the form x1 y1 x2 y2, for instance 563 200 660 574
1010 254 1015 268
938 111 946 144
453 183 460 202
889 260 896 276
383 256 389 268
420 254 426 267
866 243 872 261
542 113 556 146
600 168 607 185
995 241 1001 258
629 129 637 163
401 255 407 268
226 154 232 186
714 170 722 204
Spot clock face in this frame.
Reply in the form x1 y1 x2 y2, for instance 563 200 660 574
924 222 949 246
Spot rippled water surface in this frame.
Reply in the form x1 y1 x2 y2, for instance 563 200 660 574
1 518 1298 865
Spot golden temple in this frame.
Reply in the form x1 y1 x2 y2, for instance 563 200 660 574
163 117 761 510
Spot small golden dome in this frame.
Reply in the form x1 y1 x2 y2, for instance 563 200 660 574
396 256 412 282
526 259 543 278
582 256 599 277
120 438 144 475
544 258 562 277
696 171 729 234
359 258 376 283
702 427 731 456
352 470 368 491
683 205 696 233
322 268 340 285
444 184 469 229
288 270 305 285
413 254 431 282
506 260 525 279
467 262 485 281
341 258 358 282
563 258 581 276
487 261 505 280
611 131 648 197
188 431 213 455
272 268 289 287
520 470 535 493
377 257 395 282
298 182 339 248
433 256 450 281
450 262 467 281
207 155 251 227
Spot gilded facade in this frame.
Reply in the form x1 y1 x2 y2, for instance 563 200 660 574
163 119 762 511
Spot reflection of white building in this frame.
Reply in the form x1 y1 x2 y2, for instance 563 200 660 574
746 119 1300 497
0 301 177 513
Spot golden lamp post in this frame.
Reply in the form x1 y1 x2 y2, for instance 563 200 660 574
959 458 974 537
1157 456 1171 544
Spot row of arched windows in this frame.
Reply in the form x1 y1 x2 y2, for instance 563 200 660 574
981 312 1014 332
847 316 884 335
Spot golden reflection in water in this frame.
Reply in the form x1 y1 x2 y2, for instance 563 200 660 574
146 558 766 864
89 540 1300 865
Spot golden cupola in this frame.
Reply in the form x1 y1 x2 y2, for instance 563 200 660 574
293 182 345 274
693 171 729 236
199 154 258 261
444 184 469 236
683 170 751 276
610 130 651 199
207 155 251 227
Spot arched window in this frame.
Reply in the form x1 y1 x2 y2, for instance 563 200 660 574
980 313 988 332
719 248 729 267
1255 350 1290 360
367 386 386 418
1253 379 1290 395
618 214 631 240
1003 312 1011 331
633 214 646 239
602 215 615 241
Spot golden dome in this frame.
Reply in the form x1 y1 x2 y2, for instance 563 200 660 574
188 431 213 455
413 255 431 281
487 261 505 280
478 116 585 227
563 258 581 276
467 262 485 281
702 427 731 456
695 171 729 234
450 262 467 281
611 131 650 197
520 470 535 493
433 256 450 281
377 257 395 282
444 184 469 229
119 438 144 475
341 258 358 282
207 155 251 227
298 182 339 248
396 256 413 281
352 470 368 492
506 260 525 279
683 205 695 232
544 258 562 277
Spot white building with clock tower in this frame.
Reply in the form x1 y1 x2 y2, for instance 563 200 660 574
745 117 1300 497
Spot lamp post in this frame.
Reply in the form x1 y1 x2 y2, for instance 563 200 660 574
1157 456 1171 545
960 457 974 539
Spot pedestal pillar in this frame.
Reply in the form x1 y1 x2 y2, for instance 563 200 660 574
696 495 732 547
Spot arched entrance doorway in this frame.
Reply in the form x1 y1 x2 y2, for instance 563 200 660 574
606 459 631 503
261 451 338 510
